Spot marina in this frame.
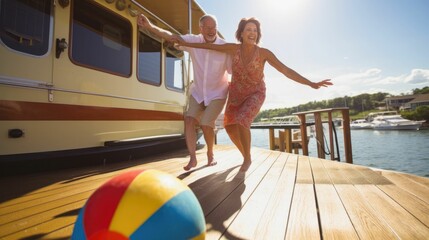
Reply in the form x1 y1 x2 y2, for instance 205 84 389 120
1 0 428 239
1 145 429 239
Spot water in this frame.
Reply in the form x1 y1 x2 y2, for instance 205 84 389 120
206 127 429 178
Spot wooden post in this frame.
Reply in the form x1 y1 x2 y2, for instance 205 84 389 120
341 109 353 163
296 114 309 156
327 112 335 160
284 129 292 153
279 130 285 152
269 128 275 150
314 112 325 159
293 107 352 163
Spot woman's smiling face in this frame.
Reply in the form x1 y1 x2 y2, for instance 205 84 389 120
241 22 258 44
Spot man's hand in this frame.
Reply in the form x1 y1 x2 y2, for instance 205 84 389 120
137 14 152 29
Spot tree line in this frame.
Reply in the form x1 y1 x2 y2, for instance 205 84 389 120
255 86 429 122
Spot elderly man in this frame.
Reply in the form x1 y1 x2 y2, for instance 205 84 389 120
138 13 231 171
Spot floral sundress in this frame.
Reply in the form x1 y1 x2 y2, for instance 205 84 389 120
224 45 266 128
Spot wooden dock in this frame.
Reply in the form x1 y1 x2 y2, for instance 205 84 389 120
1 145 428 239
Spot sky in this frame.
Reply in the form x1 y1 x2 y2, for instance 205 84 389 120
196 0 429 110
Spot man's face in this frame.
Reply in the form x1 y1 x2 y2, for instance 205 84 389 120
200 18 217 43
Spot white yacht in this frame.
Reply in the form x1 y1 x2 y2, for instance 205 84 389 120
371 115 424 130
350 119 373 130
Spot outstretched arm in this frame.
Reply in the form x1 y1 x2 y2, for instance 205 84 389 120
262 49 332 89
177 41 238 55
137 14 181 42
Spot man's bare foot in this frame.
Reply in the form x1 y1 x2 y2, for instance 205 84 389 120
239 161 252 172
183 158 197 171
207 158 217 166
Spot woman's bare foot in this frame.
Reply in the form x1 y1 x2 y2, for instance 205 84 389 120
183 158 197 171
239 160 252 172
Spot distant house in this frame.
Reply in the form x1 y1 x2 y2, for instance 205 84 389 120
405 93 429 110
385 94 429 110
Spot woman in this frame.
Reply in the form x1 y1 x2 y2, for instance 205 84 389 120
177 17 332 172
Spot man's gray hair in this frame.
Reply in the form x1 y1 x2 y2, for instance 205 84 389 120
199 14 218 26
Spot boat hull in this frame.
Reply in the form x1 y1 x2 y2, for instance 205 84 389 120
0 0 209 166
373 124 422 130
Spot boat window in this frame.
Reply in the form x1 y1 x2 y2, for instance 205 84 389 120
137 32 161 85
165 44 184 91
71 0 131 77
0 0 52 56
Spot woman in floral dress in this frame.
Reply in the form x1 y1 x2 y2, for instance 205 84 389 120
178 18 332 172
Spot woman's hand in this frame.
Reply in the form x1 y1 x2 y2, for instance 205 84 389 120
170 35 185 45
311 79 333 89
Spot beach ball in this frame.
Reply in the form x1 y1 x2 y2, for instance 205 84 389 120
71 169 205 240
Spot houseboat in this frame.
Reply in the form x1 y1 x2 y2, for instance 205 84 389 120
0 0 207 170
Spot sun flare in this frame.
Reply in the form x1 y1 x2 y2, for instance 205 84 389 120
263 0 309 17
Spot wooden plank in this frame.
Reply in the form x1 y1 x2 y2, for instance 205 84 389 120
317 159 376 185
0 178 105 217
254 154 298 239
381 171 429 203
223 151 286 239
204 151 279 239
194 149 271 216
355 167 392 185
355 185 429 239
315 184 359 240
309 157 332 184
335 185 398 239
321 160 351 184
285 184 320 240
403 173 429 188
341 168 372 185
0 200 83 240
296 155 314 184
378 184 429 227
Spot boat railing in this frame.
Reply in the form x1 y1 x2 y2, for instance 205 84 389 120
294 107 353 164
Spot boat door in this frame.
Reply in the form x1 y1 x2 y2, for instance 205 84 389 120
0 0 54 91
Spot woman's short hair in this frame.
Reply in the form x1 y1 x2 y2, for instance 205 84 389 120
235 17 261 44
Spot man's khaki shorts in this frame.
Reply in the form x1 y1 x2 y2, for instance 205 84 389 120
186 96 226 128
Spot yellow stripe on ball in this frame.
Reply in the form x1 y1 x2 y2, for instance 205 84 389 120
109 169 189 236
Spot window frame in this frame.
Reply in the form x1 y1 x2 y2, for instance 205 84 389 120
69 0 132 77
164 44 185 92
0 0 53 57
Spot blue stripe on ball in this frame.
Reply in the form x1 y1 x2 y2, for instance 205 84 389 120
130 190 205 240
71 205 87 240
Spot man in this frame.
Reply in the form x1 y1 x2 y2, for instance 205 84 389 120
138 14 230 171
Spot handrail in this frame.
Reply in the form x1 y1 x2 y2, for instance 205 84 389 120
294 108 353 164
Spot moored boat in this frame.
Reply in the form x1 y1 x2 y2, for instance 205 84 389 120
0 0 208 171
350 119 373 130
371 114 424 130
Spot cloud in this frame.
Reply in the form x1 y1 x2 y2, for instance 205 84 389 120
405 69 429 84
334 68 382 85
261 68 429 110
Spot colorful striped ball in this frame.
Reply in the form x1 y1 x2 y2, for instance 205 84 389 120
72 169 205 240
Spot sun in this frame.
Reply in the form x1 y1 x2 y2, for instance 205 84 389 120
263 0 309 17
